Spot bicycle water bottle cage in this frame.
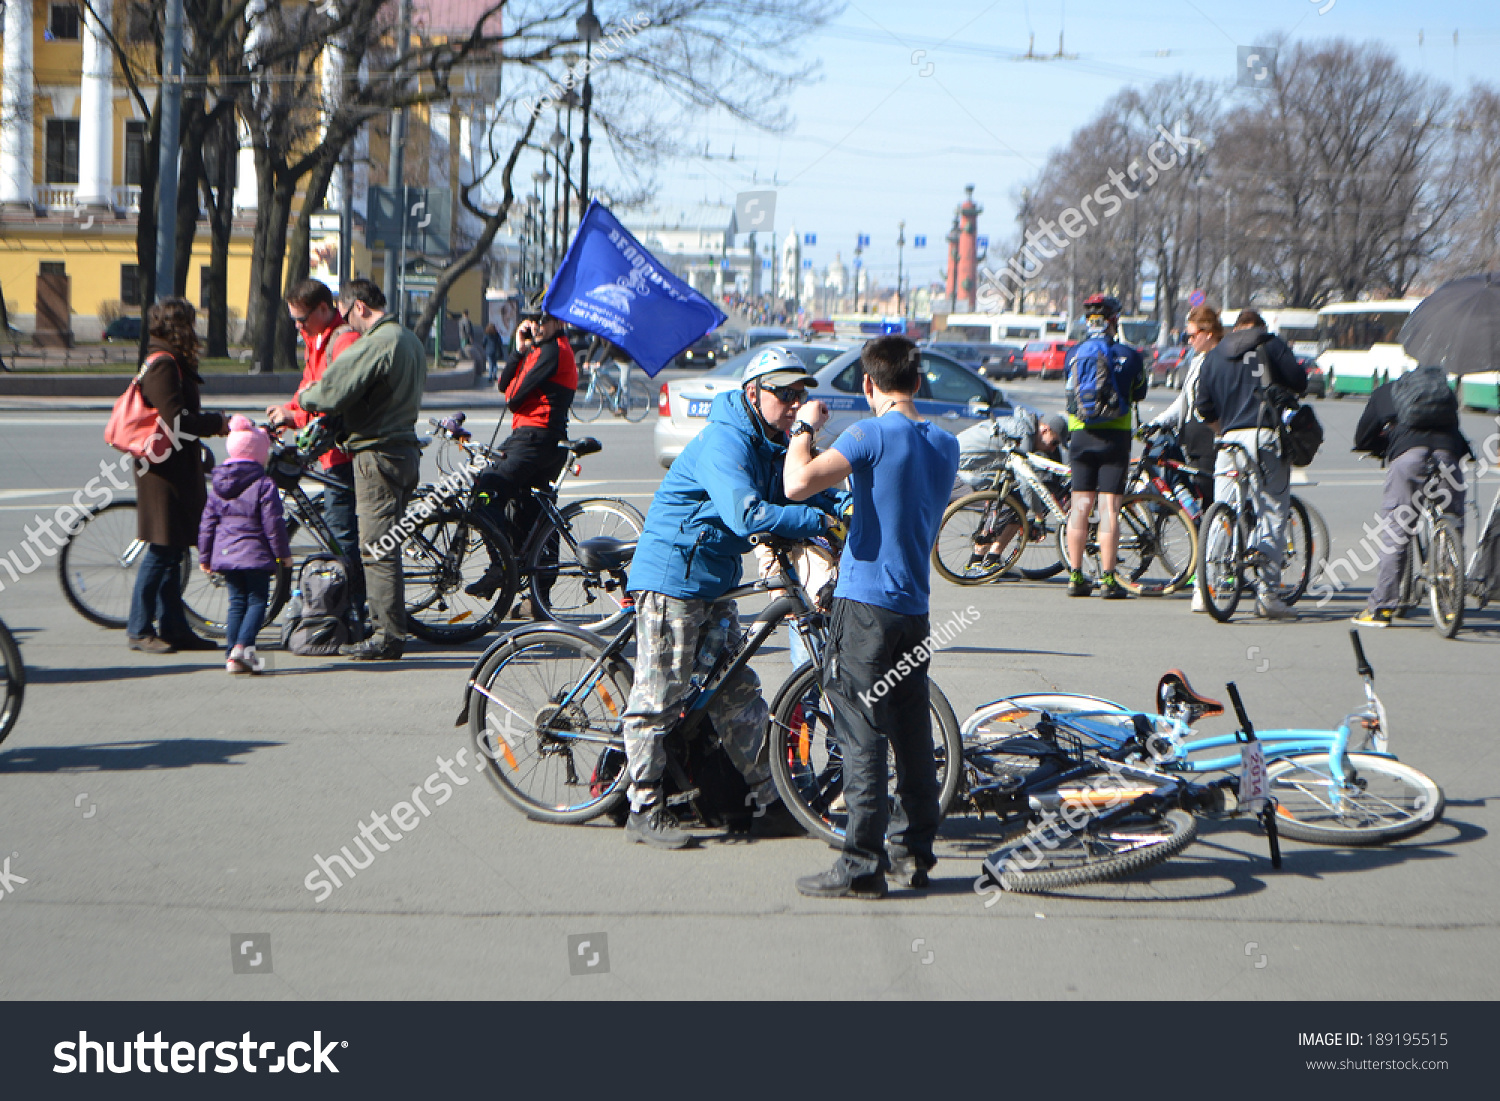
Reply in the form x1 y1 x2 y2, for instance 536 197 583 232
1155 671 1224 725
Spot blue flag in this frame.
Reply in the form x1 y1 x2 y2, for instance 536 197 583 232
544 201 726 376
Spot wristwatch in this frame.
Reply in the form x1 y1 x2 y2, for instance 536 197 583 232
789 422 815 439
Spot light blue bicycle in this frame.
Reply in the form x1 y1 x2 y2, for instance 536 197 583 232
960 630 1444 846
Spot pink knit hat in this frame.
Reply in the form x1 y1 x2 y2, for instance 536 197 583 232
226 415 270 467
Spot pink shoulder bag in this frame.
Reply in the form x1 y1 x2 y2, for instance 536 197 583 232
104 352 177 464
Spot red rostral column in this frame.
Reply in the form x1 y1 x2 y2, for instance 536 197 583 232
957 184 982 312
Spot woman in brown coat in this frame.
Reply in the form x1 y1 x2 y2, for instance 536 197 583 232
127 298 230 653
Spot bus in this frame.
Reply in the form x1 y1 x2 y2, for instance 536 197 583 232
1315 299 1423 398
939 312 1067 344
1460 372 1500 413
1222 308 1320 356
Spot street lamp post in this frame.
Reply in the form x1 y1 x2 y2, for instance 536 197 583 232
853 237 863 312
896 220 905 317
1221 190 1232 314
532 168 550 286
548 113 564 274
576 2 601 207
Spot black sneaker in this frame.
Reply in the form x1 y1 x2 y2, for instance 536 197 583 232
1100 573 1129 600
340 638 405 660
159 632 220 651
625 804 695 849
796 864 888 899
888 856 932 890
464 564 510 599
1066 570 1093 597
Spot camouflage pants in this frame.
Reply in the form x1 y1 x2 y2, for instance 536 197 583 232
623 591 774 811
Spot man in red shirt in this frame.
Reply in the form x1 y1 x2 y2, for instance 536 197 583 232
466 309 577 601
267 279 364 614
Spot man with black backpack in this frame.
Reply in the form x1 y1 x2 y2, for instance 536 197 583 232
1350 366 1469 627
1063 294 1148 599
1194 310 1308 620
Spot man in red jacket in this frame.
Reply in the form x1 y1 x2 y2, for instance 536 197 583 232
267 279 364 615
466 309 577 603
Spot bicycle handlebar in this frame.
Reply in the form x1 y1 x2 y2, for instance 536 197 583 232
1225 681 1256 741
1350 628 1373 679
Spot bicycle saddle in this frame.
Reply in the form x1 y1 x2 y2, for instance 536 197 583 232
1155 670 1224 723
576 536 635 572
565 437 603 457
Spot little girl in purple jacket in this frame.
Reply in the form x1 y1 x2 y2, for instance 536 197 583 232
199 416 290 674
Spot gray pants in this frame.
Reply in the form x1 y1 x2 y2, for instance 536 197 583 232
1367 447 1464 611
622 591 774 812
1215 427 1290 591
354 445 421 645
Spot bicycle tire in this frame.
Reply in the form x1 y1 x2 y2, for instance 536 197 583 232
526 497 645 632
622 376 653 423
468 628 633 823
57 499 145 629
767 661 963 847
932 492 1027 585
181 548 293 639
1115 492 1198 595
403 509 518 643
1274 496 1315 605
1197 501 1244 622
983 809 1198 893
0 616 24 744
1427 516 1465 638
1267 753 1444 844
1018 507 1068 580
573 376 604 422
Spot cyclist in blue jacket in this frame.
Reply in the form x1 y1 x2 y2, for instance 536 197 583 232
622 346 847 848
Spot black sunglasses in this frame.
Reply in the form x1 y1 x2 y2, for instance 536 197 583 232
764 384 808 404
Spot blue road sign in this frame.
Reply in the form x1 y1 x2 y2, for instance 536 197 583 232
802 259 813 269
1189 288 1206 308
803 233 816 246
977 235 989 250
761 258 771 270
913 235 927 248
857 234 870 248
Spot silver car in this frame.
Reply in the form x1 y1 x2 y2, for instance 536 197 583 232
653 344 1023 468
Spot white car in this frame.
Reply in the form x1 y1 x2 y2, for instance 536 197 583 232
653 344 1027 468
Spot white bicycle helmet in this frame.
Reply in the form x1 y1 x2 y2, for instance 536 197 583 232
741 345 818 390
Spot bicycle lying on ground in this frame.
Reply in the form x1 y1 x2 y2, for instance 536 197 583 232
403 415 644 641
573 360 652 423
960 631 1443 892
456 534 962 840
0 614 24 744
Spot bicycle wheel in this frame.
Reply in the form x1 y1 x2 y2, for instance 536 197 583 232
526 498 645 632
0 617 24 744
767 661 963 847
1274 496 1315 605
622 376 653 423
57 500 146 629
1427 516 1465 638
180 550 292 639
1197 501 1244 622
573 377 604 422
1267 753 1444 844
468 628 633 823
983 809 1198 892
402 509 517 643
932 492 1027 585
1018 507 1068 580
1115 492 1198 595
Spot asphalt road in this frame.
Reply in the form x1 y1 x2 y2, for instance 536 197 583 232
1 380 1497 1000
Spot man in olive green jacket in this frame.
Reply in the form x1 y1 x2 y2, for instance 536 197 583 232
301 278 427 659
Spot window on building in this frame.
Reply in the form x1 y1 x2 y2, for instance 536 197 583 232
40 262 67 277
124 121 147 187
125 4 153 43
47 3 81 40
44 119 81 185
121 264 141 307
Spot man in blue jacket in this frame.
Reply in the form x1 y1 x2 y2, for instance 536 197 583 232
622 347 845 848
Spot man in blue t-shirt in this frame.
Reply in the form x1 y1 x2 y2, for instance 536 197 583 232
783 335 961 899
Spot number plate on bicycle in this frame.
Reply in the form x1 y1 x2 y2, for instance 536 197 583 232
687 400 713 418
1238 738 1270 815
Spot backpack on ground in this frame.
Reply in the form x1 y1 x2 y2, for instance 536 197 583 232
1391 366 1458 431
1066 336 1123 423
281 554 352 655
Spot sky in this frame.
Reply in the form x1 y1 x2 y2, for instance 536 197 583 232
606 0 1500 292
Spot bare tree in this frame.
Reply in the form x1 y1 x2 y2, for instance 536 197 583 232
1425 83 1500 283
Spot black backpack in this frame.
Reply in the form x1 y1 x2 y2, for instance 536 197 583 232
1251 347 1323 468
1391 366 1458 431
281 554 352 656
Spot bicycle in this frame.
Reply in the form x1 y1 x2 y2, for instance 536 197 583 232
1137 425 1327 606
402 416 644 642
573 359 652 423
456 535 963 842
934 442 1073 584
1391 452 1467 638
1460 445 1500 611
0 614 24 744
57 427 351 638
960 631 1442 892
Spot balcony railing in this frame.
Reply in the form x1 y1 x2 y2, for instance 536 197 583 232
37 184 76 212
114 185 142 213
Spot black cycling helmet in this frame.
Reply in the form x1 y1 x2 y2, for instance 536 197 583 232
1082 293 1122 320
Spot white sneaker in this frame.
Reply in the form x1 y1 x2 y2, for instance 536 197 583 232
1191 587 1208 613
1256 588 1295 620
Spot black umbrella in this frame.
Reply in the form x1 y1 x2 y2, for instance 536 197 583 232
1399 272 1500 375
